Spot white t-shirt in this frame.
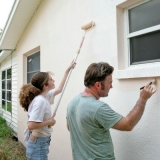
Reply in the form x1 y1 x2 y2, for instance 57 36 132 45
24 89 55 140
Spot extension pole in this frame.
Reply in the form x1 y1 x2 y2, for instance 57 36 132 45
51 21 95 119
52 31 86 116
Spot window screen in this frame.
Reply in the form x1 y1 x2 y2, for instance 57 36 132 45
27 51 40 83
129 0 160 33
130 30 160 64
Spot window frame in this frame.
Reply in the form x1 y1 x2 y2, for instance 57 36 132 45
116 0 160 79
1 68 12 114
125 0 160 65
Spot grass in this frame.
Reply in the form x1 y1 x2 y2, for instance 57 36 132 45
2 101 12 113
0 116 27 160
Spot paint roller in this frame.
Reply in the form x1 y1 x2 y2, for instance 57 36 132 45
48 21 95 128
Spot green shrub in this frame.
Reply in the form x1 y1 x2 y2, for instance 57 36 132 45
0 116 12 137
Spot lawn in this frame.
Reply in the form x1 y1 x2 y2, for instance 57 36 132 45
0 116 27 160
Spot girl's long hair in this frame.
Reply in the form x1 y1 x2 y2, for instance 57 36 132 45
19 72 49 111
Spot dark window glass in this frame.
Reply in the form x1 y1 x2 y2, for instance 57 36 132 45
27 72 37 83
129 0 160 33
2 100 5 110
7 68 11 79
7 102 11 113
130 30 160 64
27 51 40 83
1 68 12 112
2 71 5 80
7 80 11 90
27 51 40 72
2 80 5 89
2 91 5 99
7 91 11 101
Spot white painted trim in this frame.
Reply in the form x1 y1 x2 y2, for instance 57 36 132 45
115 62 160 79
127 0 151 10
124 9 130 68
127 25 160 38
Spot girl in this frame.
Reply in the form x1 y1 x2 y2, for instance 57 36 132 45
19 61 76 160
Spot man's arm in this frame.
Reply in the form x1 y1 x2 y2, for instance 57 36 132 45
112 83 156 131
66 120 70 131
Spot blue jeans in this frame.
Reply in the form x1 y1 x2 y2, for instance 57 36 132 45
26 135 51 160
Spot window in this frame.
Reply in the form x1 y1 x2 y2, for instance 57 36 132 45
127 0 160 65
1 68 12 113
27 51 40 83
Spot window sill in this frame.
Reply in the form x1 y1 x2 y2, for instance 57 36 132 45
0 108 11 116
115 62 160 79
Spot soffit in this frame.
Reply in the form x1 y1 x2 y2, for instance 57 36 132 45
0 0 42 50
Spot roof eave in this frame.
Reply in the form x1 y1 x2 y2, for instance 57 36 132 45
0 0 42 61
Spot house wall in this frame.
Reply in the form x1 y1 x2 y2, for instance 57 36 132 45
16 0 160 160
0 51 18 133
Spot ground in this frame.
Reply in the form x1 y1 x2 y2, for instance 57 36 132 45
0 116 27 160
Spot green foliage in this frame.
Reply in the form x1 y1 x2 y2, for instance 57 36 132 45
7 102 12 113
0 117 12 137
2 101 12 113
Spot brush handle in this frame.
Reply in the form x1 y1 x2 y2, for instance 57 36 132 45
140 82 152 90
51 34 85 116
48 31 89 128
48 54 79 128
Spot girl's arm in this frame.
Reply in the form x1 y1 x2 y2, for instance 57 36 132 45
54 61 76 96
28 116 56 130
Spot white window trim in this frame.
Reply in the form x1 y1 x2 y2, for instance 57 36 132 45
115 62 160 79
116 0 160 79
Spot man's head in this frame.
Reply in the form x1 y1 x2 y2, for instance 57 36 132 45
84 62 114 97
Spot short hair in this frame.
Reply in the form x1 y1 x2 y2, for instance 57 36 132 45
84 62 114 87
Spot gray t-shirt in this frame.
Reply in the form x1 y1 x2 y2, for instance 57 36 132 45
67 94 122 160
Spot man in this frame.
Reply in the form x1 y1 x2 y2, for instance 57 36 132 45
66 62 156 160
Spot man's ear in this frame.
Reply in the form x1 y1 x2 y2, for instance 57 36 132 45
95 82 100 89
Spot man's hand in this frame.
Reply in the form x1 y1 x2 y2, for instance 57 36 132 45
112 82 157 131
140 82 157 101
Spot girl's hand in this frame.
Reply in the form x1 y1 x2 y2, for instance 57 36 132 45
67 60 76 71
48 116 56 126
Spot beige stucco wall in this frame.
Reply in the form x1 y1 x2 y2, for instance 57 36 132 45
17 0 160 160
